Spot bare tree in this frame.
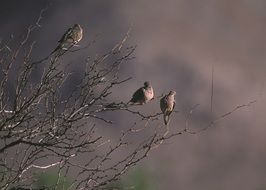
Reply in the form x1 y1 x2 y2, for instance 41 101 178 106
0 10 256 190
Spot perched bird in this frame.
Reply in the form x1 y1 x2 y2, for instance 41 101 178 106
160 90 176 125
51 24 83 55
129 81 154 105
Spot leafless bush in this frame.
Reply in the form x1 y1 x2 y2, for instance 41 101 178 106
0 10 256 190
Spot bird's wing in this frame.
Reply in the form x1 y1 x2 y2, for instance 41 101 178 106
58 27 73 43
160 96 167 113
130 87 144 103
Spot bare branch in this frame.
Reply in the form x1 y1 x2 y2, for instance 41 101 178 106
0 10 257 190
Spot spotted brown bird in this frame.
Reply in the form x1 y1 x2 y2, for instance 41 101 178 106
51 24 83 55
129 81 154 105
160 90 176 125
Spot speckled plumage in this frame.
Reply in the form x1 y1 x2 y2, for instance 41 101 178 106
160 90 176 125
51 24 83 55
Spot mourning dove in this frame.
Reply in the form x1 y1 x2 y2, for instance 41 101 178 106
51 24 83 55
129 81 154 105
160 90 176 125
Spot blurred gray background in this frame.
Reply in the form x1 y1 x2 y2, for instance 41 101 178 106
1 0 266 189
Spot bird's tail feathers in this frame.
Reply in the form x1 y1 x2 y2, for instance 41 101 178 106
126 100 134 106
163 115 169 125
50 44 63 56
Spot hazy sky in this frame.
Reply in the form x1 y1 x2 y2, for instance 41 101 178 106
1 1 266 189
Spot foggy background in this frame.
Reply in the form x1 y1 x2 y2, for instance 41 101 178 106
1 0 266 189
